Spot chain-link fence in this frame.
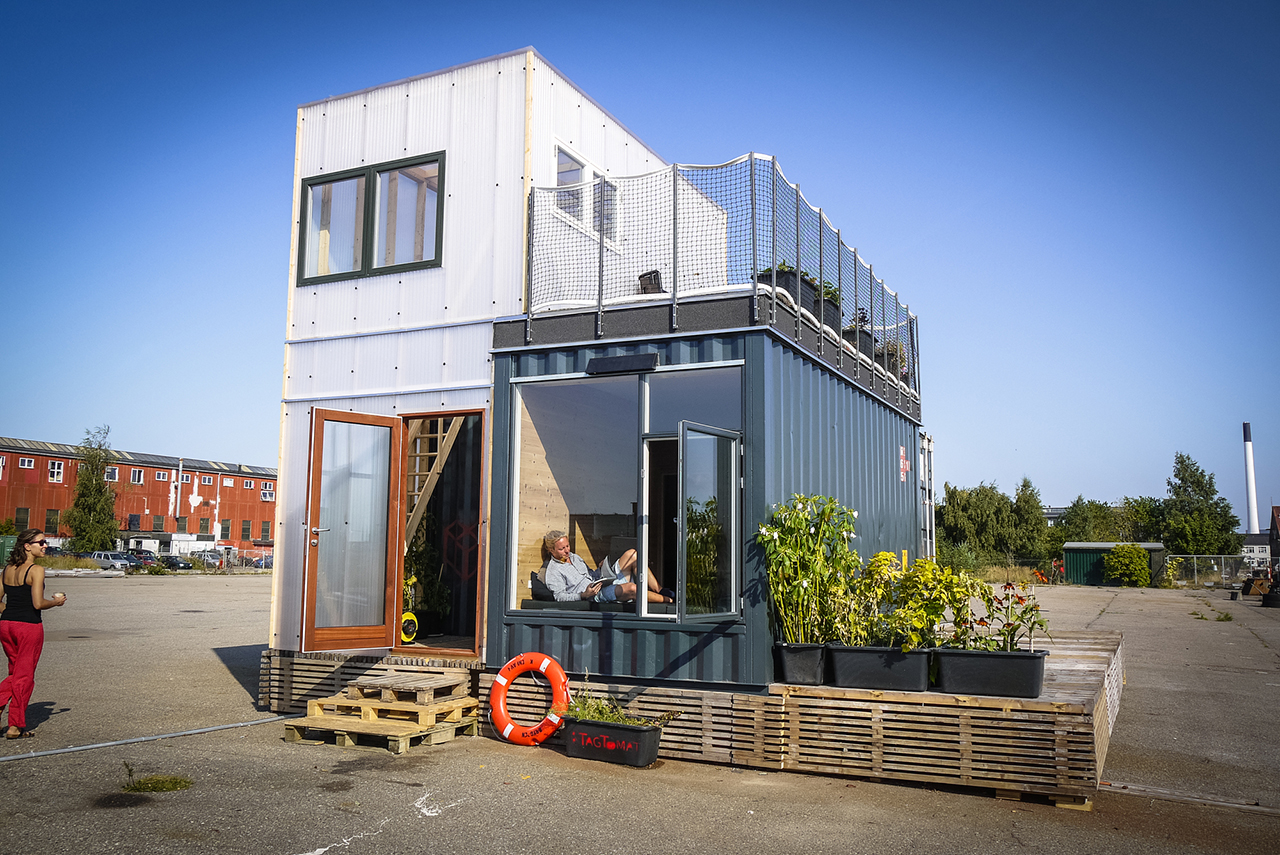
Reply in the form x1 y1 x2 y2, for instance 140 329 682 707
527 154 919 397
1161 554 1262 586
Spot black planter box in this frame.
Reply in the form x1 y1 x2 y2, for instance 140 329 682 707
821 298 842 329
775 642 825 685
562 718 662 767
933 649 1049 698
826 645 930 691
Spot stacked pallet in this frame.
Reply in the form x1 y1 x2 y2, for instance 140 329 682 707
286 673 479 755
476 673 785 769
259 648 479 713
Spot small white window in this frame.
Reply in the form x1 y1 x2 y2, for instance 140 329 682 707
49 461 64 483
131 469 145 484
244 479 255 489
201 475 213 486
263 481 273 491
104 466 118 482
261 490 275 502
155 471 168 482
223 477 235 487
181 473 192 484
18 457 34 469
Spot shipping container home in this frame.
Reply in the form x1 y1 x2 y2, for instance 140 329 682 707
270 49 931 688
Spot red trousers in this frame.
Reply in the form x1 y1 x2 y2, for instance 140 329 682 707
0 621 44 730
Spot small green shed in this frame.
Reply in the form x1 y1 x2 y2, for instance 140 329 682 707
1062 542 1165 585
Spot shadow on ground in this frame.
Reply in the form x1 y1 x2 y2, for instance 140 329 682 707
213 644 267 703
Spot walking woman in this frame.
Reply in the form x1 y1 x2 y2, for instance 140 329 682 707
1 529 66 739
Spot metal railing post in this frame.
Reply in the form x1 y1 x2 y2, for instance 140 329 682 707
853 247 861 379
836 229 843 370
749 153 758 324
794 182 801 341
671 163 679 332
817 209 824 357
770 156 778 325
596 177 605 338
525 190 534 344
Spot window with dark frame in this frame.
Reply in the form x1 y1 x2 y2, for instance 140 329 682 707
261 520 271 541
14 508 29 529
199 517 210 535
44 509 59 535
177 516 188 534
298 153 444 285
220 519 231 539
241 520 251 542
153 515 164 532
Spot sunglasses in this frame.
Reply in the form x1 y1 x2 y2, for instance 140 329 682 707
32 540 48 546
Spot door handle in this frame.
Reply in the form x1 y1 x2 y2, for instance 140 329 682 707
312 527 330 533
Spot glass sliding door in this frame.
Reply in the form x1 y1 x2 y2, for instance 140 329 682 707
303 408 402 651
677 421 739 622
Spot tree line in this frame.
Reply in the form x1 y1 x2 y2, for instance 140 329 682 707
936 452 1243 570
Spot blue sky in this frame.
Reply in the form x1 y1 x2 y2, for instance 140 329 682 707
3 1 1276 522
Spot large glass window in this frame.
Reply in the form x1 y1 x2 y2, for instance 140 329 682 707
298 153 444 284
375 162 439 268
509 365 743 620
304 175 364 278
556 148 584 219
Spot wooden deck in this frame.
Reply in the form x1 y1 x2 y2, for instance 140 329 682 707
475 630 1123 806
262 631 1122 805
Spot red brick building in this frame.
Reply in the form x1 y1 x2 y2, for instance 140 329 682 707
0 436 276 559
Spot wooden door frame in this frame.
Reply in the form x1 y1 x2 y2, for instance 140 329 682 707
301 407 404 652
394 407 487 657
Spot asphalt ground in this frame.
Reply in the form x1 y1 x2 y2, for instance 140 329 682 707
0 576 1277 854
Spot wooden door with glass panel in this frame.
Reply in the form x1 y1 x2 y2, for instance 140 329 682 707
302 409 403 651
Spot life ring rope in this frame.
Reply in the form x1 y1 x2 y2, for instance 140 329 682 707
490 652 570 746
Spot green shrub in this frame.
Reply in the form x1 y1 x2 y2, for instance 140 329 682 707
935 540 978 572
1103 543 1151 587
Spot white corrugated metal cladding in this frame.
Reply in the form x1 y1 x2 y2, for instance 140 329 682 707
271 49 666 649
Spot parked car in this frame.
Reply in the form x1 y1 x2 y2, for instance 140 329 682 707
253 555 274 569
128 548 158 565
160 555 192 570
90 551 131 571
190 551 224 569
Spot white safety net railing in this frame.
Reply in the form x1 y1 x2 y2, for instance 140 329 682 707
528 154 920 397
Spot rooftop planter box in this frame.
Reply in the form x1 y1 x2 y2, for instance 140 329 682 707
825 645 930 691
932 648 1049 698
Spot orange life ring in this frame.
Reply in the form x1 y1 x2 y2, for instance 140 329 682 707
490 652 570 745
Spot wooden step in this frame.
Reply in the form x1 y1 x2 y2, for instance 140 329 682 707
345 673 470 704
285 714 479 755
308 693 478 727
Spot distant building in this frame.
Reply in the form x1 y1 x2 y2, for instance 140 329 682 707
0 436 276 558
1242 531 1270 571
1043 506 1069 527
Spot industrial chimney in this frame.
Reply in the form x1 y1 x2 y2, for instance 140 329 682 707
1244 422 1260 535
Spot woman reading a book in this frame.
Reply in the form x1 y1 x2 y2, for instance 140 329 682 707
542 531 672 604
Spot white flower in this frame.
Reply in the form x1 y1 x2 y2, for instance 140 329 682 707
809 527 815 535
853 511 859 518
801 580 809 588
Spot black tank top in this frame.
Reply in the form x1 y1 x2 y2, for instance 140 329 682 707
1 566 41 624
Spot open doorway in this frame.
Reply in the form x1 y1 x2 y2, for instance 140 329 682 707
400 412 485 655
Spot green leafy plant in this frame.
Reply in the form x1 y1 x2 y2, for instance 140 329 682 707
756 495 860 644
1156 556 1183 588
1103 543 1151 587
565 675 681 727
845 553 956 651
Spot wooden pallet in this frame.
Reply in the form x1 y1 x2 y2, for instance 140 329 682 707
285 714 479 755
476 673 786 770
345 673 470 704
258 649 479 713
307 693 479 727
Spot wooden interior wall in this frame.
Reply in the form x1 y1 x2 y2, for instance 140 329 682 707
516 403 569 577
